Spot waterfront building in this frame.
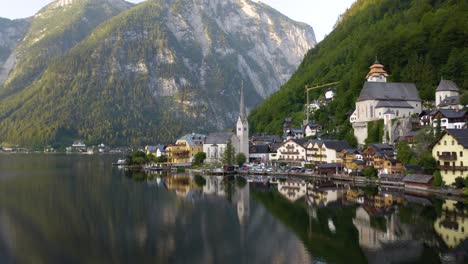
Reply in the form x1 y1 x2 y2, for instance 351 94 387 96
276 139 307 166
166 133 206 164
248 144 270 163
402 174 434 191
431 129 468 184
351 60 422 145
203 132 239 164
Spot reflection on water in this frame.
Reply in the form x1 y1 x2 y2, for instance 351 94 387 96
271 178 468 264
0 155 467 263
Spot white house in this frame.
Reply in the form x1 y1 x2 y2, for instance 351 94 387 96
304 121 322 137
432 110 467 130
277 139 307 165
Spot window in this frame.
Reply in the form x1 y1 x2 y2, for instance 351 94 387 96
444 141 447 145
437 151 440 156
460 151 463 157
452 140 455 145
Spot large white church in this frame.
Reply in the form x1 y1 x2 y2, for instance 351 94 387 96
203 84 249 163
351 60 422 145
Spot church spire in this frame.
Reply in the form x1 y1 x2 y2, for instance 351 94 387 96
239 80 247 121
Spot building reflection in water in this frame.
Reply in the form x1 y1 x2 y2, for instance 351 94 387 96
434 200 468 250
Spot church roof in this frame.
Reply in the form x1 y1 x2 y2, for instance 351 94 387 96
375 101 414 109
436 80 460 92
357 82 420 102
205 132 234 145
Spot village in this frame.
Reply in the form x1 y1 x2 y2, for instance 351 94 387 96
137 60 467 194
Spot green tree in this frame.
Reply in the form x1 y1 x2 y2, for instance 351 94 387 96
435 117 442 138
194 152 206 165
397 142 412 164
155 155 168 163
418 152 437 175
433 171 444 187
222 139 235 165
236 153 247 167
362 167 378 179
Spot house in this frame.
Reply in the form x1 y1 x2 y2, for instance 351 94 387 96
277 139 307 166
402 174 434 191
166 133 206 164
305 140 351 164
284 128 304 141
317 163 343 176
419 110 437 126
250 134 281 145
363 144 395 167
203 132 240 164
432 109 467 130
71 140 86 152
303 121 322 137
351 60 422 144
324 87 336 101
431 129 468 185
341 149 365 174
249 144 270 163
269 143 281 163
378 155 404 175
436 80 462 109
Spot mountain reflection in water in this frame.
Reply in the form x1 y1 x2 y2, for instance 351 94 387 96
0 154 466 263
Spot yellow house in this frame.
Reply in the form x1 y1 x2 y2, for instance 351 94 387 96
166 133 206 165
431 129 468 185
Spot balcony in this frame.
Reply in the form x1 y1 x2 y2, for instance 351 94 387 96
310 154 327 158
438 165 468 171
285 145 295 150
438 152 457 161
281 151 300 155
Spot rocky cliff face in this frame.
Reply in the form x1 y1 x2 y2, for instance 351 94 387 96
0 0 315 147
0 18 29 85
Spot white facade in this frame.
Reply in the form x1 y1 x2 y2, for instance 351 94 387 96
237 84 250 160
277 139 307 164
325 90 335 100
433 118 466 130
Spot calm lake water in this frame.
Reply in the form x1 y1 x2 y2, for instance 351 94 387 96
0 154 467 264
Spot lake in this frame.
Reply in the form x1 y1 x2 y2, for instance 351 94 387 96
0 154 466 264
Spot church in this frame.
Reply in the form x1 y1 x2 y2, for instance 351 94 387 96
351 60 422 145
203 84 249 163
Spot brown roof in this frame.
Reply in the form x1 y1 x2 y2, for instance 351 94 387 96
403 174 433 184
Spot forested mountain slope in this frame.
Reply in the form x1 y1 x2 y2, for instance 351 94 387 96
0 0 315 147
249 0 467 136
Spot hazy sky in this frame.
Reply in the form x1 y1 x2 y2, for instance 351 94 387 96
0 0 355 42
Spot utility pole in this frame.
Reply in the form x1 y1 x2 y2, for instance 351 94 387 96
304 82 340 124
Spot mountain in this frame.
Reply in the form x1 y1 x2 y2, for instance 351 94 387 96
0 18 29 85
249 0 467 137
0 0 132 97
0 0 316 147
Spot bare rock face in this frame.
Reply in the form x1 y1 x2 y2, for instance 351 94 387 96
0 18 29 86
0 0 316 146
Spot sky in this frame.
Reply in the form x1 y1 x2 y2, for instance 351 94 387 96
0 0 355 42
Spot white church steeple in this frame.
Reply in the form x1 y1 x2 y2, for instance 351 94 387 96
236 81 249 159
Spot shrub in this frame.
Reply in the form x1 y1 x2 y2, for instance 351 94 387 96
194 152 207 165
236 153 247 167
433 171 444 187
454 177 465 189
